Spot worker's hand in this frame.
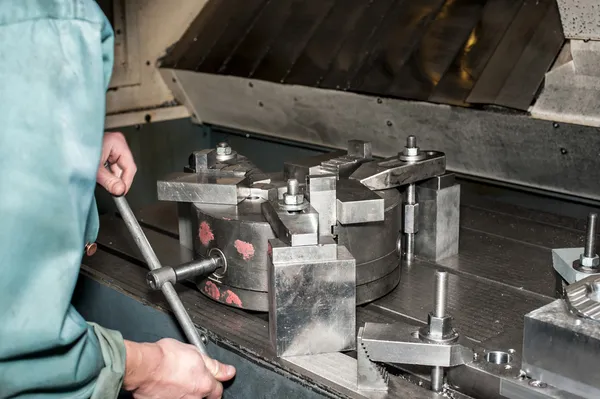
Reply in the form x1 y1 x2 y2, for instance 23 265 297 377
123 339 236 399
97 132 137 196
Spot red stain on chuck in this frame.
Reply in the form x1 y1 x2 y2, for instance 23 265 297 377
267 242 273 258
199 221 214 247
203 281 220 300
234 239 255 260
222 290 243 307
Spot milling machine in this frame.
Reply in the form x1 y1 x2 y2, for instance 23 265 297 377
82 0 600 398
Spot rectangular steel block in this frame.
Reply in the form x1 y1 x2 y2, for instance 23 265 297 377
336 179 384 224
307 174 337 237
268 242 356 357
261 202 319 246
157 172 246 205
415 178 460 261
522 300 600 399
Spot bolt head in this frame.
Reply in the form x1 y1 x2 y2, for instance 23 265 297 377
216 143 232 155
284 192 304 205
146 274 158 290
85 242 97 256
581 254 600 268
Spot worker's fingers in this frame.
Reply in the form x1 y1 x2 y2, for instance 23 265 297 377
110 162 123 178
117 153 137 194
97 167 126 196
206 381 224 399
97 132 137 194
106 145 136 193
202 354 236 382
125 339 232 399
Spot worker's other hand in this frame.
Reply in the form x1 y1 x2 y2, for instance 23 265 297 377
97 132 137 196
123 339 236 399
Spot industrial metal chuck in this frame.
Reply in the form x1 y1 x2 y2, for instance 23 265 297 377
155 138 459 358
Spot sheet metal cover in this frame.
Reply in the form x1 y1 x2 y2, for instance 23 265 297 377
161 0 565 111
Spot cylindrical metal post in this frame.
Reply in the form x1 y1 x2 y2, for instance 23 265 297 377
406 183 416 204
113 195 208 355
287 178 299 195
404 230 415 260
431 366 444 392
432 270 448 392
147 257 221 291
402 134 420 261
175 257 220 281
404 184 416 260
433 270 448 318
584 213 598 258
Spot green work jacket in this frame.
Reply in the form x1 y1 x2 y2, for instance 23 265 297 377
0 1 125 398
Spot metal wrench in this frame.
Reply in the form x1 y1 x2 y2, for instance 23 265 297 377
112 194 208 355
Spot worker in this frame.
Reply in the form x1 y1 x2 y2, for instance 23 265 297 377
0 1 235 398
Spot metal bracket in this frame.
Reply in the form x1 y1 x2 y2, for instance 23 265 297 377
284 140 372 182
350 151 445 191
360 323 473 368
358 271 473 393
158 143 274 206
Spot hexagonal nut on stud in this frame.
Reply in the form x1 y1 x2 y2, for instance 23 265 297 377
284 192 304 205
216 142 232 156
404 146 419 156
403 203 419 234
581 254 600 268
420 314 458 343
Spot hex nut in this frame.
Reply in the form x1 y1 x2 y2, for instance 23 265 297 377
419 314 458 343
404 146 419 156
428 315 454 337
403 203 420 233
284 192 304 205
216 144 232 155
580 254 600 268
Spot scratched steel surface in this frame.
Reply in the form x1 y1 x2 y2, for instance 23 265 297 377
96 194 589 342
161 0 564 111
85 194 594 397
372 261 550 342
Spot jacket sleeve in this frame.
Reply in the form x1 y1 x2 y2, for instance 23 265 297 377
0 1 126 398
